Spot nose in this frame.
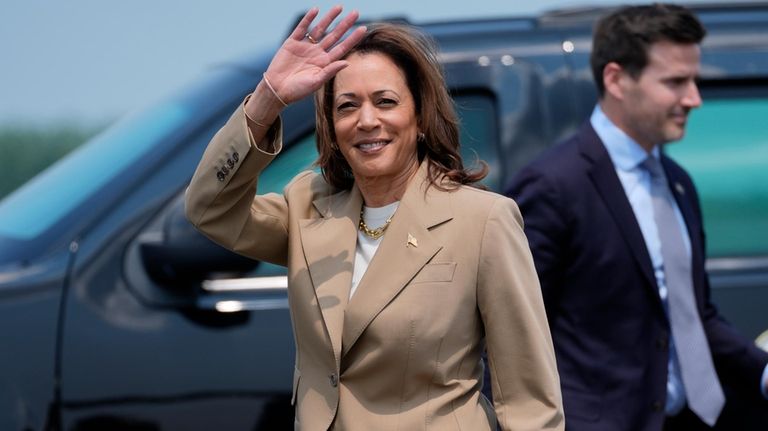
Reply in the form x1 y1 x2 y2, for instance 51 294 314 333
356 102 380 131
682 80 702 109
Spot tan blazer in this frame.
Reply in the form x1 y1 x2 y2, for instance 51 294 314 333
186 106 564 431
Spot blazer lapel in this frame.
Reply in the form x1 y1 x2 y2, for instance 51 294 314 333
579 124 659 297
341 163 450 358
299 185 362 364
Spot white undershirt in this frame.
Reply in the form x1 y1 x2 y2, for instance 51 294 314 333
350 201 399 299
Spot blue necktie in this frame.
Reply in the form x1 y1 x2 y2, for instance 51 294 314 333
643 156 725 426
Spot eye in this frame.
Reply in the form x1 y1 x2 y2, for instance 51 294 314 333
666 77 689 88
378 97 398 106
336 101 356 112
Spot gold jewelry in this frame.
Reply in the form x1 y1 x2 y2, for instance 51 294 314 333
358 206 393 240
242 94 270 128
304 32 319 44
262 73 288 107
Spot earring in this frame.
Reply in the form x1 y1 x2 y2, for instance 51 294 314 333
417 132 426 142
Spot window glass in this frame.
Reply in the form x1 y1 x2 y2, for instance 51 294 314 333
455 93 500 190
666 97 768 257
244 92 497 277
256 133 319 195
0 102 191 240
255 92 499 194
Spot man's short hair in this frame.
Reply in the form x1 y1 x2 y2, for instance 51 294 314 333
590 3 706 97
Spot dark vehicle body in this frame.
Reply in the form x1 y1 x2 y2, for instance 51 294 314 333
1 3 767 430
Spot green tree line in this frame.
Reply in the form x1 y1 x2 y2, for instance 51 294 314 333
0 125 103 200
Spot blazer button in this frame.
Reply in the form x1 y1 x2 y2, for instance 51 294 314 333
216 171 226 182
329 373 338 388
221 166 230 175
226 158 235 168
232 151 240 162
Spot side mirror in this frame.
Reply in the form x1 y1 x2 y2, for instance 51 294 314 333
139 201 257 287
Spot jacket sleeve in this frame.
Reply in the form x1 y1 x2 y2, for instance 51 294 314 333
477 197 565 430
184 104 292 266
504 166 569 315
679 169 768 400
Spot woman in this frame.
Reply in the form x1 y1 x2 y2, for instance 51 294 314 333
186 6 563 430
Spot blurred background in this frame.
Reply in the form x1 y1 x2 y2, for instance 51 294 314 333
0 0 739 198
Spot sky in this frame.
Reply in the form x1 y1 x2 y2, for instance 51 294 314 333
0 0 724 127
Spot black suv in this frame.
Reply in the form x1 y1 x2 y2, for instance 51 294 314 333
1 3 767 430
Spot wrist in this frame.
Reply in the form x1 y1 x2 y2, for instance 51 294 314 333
244 82 284 127
262 73 288 107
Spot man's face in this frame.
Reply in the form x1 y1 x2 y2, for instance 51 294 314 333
620 41 702 150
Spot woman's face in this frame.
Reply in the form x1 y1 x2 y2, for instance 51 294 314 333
332 52 420 185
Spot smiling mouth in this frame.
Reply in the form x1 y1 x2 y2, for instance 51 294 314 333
355 140 390 153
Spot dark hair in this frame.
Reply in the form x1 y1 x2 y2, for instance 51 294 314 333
314 23 487 191
590 3 706 97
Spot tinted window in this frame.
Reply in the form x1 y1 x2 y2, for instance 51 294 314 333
456 93 499 190
257 133 319 195
225 92 497 279
0 102 191 240
257 92 499 195
666 94 768 257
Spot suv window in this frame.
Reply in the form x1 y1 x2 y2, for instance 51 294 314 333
0 102 191 240
455 92 499 189
258 91 499 195
666 89 768 258
198 91 498 282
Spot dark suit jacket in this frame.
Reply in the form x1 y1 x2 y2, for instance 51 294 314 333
505 122 768 431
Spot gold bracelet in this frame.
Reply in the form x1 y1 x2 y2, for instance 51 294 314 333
262 73 288 107
242 94 270 128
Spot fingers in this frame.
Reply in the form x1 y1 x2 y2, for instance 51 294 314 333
327 25 367 60
290 6 364 53
318 8 358 49
289 7 320 41
308 5 343 42
318 60 352 84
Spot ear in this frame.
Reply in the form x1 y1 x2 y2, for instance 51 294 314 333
603 62 628 101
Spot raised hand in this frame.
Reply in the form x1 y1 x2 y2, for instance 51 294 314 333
262 6 367 106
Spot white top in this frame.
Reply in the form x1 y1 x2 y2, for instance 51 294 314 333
350 201 400 299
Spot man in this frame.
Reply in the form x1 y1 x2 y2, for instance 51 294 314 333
506 4 768 430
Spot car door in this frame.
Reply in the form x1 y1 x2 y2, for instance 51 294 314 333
57 67 311 431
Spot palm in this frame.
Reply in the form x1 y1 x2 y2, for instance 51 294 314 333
263 6 366 105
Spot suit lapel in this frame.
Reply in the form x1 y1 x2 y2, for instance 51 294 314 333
299 185 362 364
579 125 659 296
341 163 450 358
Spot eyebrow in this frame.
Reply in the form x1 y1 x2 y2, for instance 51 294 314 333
335 89 399 103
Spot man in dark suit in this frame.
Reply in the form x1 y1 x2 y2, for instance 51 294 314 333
505 4 768 430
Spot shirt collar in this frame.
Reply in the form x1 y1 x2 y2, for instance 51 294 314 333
590 104 660 171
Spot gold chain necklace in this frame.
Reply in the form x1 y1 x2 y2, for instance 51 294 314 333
358 206 393 240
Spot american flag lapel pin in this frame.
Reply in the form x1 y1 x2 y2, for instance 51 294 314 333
675 182 685 195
